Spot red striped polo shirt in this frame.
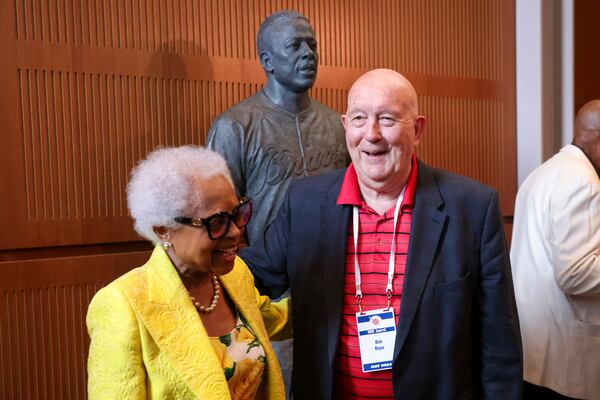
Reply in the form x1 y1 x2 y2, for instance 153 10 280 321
333 157 418 399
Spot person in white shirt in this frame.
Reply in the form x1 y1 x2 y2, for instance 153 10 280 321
511 99 600 400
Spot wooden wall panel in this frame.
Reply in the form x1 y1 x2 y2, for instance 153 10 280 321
5 68 265 249
5 0 516 247
575 0 600 111
419 96 511 201
0 0 516 398
16 68 263 224
0 251 150 399
12 0 507 78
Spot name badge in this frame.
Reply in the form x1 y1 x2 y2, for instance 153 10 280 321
355 307 396 372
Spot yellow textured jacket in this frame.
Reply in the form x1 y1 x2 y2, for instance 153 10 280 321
86 246 291 399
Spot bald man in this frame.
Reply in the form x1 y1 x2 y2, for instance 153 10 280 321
242 69 522 399
511 100 600 400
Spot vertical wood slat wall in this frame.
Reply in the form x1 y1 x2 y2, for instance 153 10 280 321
0 1 516 398
575 0 600 112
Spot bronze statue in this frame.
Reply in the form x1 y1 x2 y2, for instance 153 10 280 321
207 10 349 248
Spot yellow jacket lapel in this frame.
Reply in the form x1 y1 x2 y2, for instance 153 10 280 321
220 258 287 397
131 246 231 399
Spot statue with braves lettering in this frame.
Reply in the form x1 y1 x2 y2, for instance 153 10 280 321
207 10 349 248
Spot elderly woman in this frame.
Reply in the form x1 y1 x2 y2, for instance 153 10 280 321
86 146 291 399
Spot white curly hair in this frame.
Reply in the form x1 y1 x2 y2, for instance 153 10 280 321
127 145 234 244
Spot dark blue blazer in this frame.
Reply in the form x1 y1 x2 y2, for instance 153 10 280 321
241 161 523 400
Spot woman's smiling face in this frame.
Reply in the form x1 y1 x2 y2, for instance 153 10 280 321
165 175 244 278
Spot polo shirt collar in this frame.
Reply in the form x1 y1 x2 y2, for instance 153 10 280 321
336 155 419 211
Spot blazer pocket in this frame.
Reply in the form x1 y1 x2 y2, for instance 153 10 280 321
434 272 471 298
573 320 600 337
458 387 474 400
567 320 600 394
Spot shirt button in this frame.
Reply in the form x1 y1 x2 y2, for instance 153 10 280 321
377 239 382 246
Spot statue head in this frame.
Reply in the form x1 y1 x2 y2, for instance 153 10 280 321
257 10 318 93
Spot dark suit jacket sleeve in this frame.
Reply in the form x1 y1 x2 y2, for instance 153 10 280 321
478 191 523 399
240 188 292 298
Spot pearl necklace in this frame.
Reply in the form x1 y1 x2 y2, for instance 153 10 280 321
190 274 220 313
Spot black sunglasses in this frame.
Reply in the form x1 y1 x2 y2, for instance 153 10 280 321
174 198 253 240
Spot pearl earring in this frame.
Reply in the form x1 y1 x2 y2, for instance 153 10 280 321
162 241 173 250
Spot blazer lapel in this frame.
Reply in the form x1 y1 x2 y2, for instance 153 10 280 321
130 247 230 398
394 163 447 360
219 267 263 344
219 261 286 397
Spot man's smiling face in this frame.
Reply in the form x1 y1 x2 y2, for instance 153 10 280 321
343 75 423 189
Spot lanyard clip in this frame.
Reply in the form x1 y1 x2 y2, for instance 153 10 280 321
356 294 364 315
385 290 392 310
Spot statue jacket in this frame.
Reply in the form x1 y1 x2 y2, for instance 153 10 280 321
207 90 349 246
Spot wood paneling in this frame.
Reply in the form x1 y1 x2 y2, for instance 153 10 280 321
0 0 516 398
0 251 150 399
16 69 263 222
419 96 512 203
4 0 516 250
575 0 600 111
